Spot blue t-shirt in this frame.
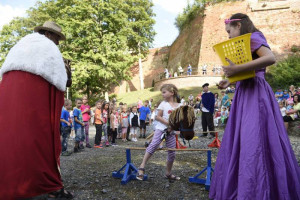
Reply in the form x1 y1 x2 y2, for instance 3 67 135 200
275 91 283 100
222 95 230 107
139 106 150 121
61 109 71 127
282 93 289 100
73 108 83 130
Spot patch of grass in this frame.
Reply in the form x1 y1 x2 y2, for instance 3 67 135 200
117 86 235 106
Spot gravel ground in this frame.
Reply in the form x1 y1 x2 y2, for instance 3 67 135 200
35 117 300 200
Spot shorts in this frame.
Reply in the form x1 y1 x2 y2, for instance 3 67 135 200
283 115 293 122
140 120 146 129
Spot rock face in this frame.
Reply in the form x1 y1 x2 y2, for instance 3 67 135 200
112 0 300 93
198 0 300 74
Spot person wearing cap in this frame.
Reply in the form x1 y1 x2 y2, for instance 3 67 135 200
200 83 215 138
0 21 73 199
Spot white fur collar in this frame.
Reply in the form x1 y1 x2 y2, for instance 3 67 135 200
0 33 67 91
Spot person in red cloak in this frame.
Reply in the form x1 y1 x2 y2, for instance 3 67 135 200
0 21 73 199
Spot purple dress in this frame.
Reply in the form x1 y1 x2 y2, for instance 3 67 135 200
209 32 300 200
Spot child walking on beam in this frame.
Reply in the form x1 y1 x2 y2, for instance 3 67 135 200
136 84 181 181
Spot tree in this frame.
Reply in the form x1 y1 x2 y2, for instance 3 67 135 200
0 0 156 101
265 54 300 90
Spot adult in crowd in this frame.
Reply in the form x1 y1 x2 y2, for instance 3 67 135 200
178 65 184 76
202 64 207 75
187 64 192 76
164 68 169 79
0 21 73 199
200 83 215 138
289 85 297 99
283 94 300 130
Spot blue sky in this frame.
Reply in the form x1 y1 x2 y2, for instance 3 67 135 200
0 0 190 48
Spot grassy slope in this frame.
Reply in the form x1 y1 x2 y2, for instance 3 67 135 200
117 86 234 106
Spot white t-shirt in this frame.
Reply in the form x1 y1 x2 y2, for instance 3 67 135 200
155 101 181 131
280 107 287 117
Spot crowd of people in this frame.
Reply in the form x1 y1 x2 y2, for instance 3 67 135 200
60 97 158 155
163 63 223 79
276 85 300 130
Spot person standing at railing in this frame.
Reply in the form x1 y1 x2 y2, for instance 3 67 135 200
178 65 184 76
187 64 192 76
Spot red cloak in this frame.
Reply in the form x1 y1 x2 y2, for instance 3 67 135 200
0 71 64 199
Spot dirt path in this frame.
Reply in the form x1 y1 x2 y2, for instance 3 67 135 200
35 117 300 200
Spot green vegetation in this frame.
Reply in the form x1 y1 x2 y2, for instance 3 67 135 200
0 0 156 101
266 54 300 90
174 0 205 32
174 0 243 32
117 86 234 106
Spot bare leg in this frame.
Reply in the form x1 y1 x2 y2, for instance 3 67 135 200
284 122 289 130
139 152 152 170
166 160 173 175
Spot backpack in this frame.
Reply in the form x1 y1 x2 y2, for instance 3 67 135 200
131 112 139 127
169 105 196 140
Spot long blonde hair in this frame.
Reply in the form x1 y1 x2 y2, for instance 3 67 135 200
160 84 180 103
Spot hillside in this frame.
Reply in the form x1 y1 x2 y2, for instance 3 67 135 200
112 0 300 94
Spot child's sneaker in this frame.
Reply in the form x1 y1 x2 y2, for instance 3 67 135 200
94 144 102 149
99 144 103 148
86 144 92 148
79 144 85 149
105 141 110 147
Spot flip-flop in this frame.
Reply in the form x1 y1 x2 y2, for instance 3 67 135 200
136 168 145 181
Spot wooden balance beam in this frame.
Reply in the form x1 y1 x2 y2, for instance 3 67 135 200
128 147 209 151
112 148 214 190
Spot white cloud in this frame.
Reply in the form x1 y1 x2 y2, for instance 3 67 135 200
0 4 26 30
153 0 190 14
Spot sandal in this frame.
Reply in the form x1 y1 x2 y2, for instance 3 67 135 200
136 168 145 181
48 188 74 199
165 174 180 181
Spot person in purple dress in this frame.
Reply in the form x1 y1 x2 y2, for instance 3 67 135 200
209 13 300 200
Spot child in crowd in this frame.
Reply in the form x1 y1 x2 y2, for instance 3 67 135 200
80 96 92 148
117 103 123 139
69 109 75 139
129 105 140 142
139 100 151 138
94 101 103 148
73 98 85 152
210 13 300 199
120 106 129 142
220 106 229 125
213 109 221 127
110 107 119 146
126 109 132 141
136 84 181 181
279 102 286 117
102 101 110 147
60 99 72 156
282 90 289 106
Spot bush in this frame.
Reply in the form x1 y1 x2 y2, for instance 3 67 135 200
291 45 300 53
265 54 300 90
